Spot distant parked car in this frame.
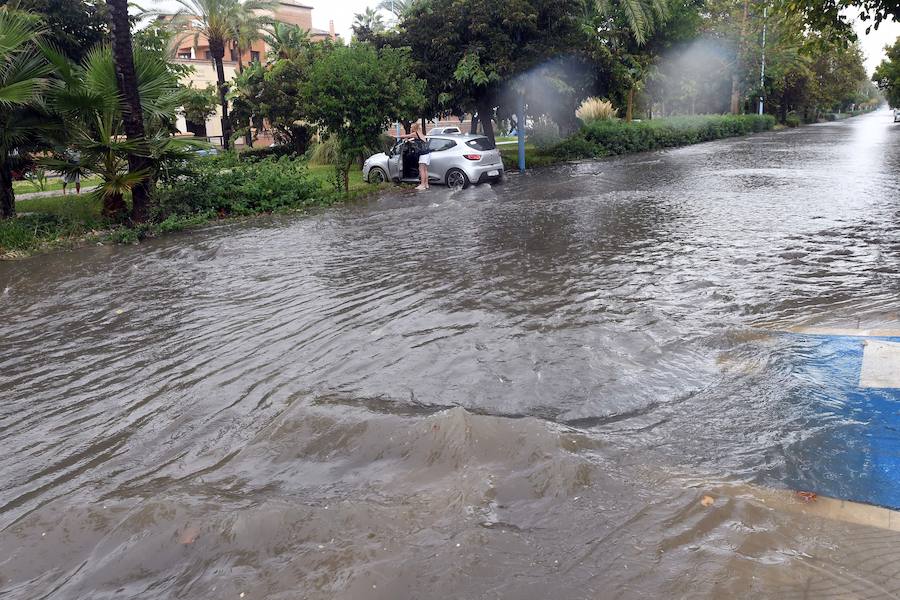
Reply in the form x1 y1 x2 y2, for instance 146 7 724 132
427 126 462 135
363 133 504 189
894 109 900 123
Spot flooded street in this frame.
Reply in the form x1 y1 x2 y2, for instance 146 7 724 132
2 110 900 598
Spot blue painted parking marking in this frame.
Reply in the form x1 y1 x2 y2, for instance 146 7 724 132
780 334 900 509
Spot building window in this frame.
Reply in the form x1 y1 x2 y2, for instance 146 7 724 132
250 51 260 63
177 52 191 59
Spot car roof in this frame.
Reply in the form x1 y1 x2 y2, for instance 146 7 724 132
428 133 487 140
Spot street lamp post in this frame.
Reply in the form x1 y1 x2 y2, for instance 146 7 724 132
759 5 767 115
518 94 526 173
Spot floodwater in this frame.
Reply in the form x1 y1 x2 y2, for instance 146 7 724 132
2 110 900 599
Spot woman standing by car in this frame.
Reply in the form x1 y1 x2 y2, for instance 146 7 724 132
399 123 430 190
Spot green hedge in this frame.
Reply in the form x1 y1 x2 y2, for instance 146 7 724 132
552 114 777 160
152 155 323 220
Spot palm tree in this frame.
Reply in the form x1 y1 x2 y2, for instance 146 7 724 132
377 0 414 20
106 0 153 223
262 21 310 61
353 6 385 33
596 0 669 46
169 0 273 150
0 7 53 219
46 45 197 219
229 2 271 72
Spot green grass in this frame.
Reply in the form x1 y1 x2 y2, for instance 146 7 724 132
13 176 102 195
306 163 370 196
499 143 560 170
1 193 108 256
16 193 104 223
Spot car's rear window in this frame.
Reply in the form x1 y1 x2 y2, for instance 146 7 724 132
466 137 495 151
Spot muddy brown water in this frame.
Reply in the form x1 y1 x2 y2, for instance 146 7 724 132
2 110 900 599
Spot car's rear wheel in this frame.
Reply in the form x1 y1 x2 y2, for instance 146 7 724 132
368 167 387 184
446 168 469 189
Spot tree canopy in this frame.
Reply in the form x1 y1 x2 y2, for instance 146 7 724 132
874 36 900 107
304 43 425 191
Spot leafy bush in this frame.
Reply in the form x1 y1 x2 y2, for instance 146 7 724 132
151 156 324 220
550 136 603 160
240 144 297 161
530 118 561 150
785 112 801 127
575 114 776 156
576 97 617 124
366 134 396 155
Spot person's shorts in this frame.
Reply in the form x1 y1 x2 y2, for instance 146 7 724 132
418 153 431 166
64 172 80 184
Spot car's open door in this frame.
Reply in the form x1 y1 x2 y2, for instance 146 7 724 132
386 141 404 180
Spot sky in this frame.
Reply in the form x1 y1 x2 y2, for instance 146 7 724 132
152 0 900 74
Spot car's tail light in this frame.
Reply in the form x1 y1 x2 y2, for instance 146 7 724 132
463 154 482 161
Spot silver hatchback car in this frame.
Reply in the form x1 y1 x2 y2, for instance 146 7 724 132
363 134 504 188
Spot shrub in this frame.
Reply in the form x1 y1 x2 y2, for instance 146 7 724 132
366 133 396 155
550 135 603 160
240 144 297 161
785 112 801 128
309 136 340 166
151 156 323 220
578 114 776 156
530 118 561 150
576 97 617 124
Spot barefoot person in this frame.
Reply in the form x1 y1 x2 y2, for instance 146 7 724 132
61 151 82 196
61 171 81 196
399 123 430 190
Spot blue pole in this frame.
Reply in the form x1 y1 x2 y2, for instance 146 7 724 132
517 94 526 173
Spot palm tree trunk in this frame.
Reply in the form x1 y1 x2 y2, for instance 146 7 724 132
106 0 151 224
103 192 127 219
625 87 635 122
0 160 14 220
209 39 232 151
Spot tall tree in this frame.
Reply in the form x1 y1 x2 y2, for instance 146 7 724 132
400 0 586 144
0 0 107 62
874 36 900 107
169 0 272 150
304 43 424 193
783 0 899 37
377 0 414 19
228 1 269 72
0 6 52 219
352 6 385 40
106 0 152 223
263 21 310 60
